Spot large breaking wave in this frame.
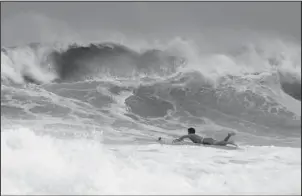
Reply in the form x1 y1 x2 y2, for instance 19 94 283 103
1 37 301 146
1 42 185 84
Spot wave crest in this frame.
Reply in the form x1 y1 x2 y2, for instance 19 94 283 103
1 38 300 102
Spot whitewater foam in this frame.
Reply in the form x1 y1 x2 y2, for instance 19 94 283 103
1 127 300 195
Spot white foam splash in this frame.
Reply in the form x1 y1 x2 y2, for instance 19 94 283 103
1 127 300 195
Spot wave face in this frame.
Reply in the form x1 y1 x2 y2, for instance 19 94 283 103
1 42 184 84
1 36 301 194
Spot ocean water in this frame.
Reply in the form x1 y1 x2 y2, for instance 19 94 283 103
1 35 301 194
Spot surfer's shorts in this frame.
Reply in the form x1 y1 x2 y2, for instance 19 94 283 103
201 138 216 145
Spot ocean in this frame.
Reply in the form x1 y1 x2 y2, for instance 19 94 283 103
1 36 301 194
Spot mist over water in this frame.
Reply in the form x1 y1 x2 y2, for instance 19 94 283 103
1 8 301 195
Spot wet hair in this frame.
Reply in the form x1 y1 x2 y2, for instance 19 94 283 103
188 127 195 134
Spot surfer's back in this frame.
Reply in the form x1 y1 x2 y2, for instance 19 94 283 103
173 127 204 144
186 134 203 143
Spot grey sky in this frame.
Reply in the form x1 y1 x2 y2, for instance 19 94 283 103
1 2 301 47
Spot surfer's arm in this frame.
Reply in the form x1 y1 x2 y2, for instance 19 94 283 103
173 135 190 142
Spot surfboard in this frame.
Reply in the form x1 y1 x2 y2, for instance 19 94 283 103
157 137 195 146
157 137 239 150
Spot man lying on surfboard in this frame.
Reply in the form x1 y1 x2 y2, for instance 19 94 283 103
168 127 237 146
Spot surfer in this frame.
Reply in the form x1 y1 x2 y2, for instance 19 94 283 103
172 127 237 146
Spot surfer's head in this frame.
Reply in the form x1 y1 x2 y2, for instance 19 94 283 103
188 127 195 134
